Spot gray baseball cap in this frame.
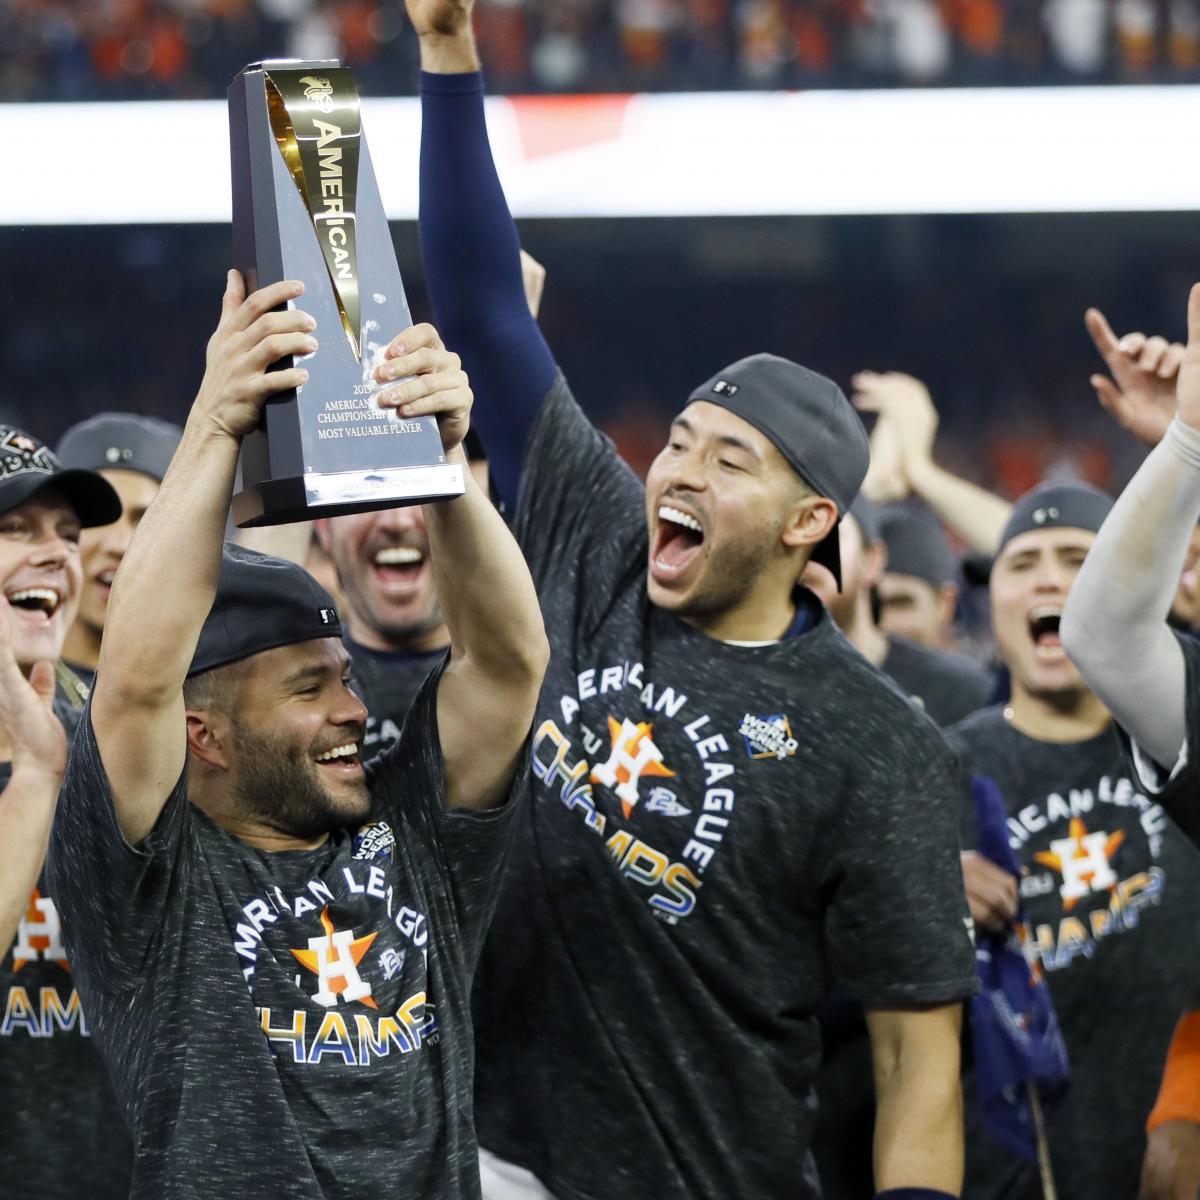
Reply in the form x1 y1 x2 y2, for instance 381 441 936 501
880 507 957 588
689 354 869 586
997 482 1114 555
0 426 121 527
57 413 182 484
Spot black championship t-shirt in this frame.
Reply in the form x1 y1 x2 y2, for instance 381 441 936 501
882 634 994 727
1119 631 1200 849
950 707 1200 1200
0 700 133 1200
472 378 978 1200
46 667 521 1200
346 636 447 761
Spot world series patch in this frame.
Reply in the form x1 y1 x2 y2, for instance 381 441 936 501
739 713 798 761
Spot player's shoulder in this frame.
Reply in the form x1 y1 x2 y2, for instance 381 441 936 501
816 626 954 747
889 634 992 687
945 704 1008 757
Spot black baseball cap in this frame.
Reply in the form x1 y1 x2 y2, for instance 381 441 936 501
189 543 343 677
996 482 1114 556
0 426 121 528
689 354 869 586
58 413 182 484
880 507 957 589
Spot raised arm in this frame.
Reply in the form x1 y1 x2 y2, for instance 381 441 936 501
375 324 549 809
1060 290 1200 770
93 273 313 843
0 605 67 958
409 0 558 510
1085 307 1185 449
853 371 1012 555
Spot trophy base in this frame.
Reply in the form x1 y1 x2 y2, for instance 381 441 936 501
232 462 466 528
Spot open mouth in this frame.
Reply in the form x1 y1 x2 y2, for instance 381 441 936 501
650 503 706 584
1028 605 1064 661
372 545 425 592
5 586 63 624
314 740 363 774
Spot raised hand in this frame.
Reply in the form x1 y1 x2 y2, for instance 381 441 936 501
375 323 474 453
404 0 474 38
1179 285 1200 434
861 411 910 504
851 371 939 483
0 599 66 781
193 272 315 442
1085 308 1185 446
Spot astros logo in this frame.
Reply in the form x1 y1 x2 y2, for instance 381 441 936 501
291 907 378 1009
12 889 69 972
1033 817 1125 910
591 717 676 818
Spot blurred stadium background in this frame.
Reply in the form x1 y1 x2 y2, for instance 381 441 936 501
3 0 1200 503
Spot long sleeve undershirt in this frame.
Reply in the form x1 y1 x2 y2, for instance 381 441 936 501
1061 417 1200 769
418 70 558 511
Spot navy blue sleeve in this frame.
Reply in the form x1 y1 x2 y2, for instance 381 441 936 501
418 70 559 510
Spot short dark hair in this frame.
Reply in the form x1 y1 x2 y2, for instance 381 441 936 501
182 660 244 714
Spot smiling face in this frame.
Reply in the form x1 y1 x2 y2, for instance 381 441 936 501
74 468 159 640
188 638 372 841
0 486 83 669
990 527 1095 699
317 505 444 653
643 401 835 629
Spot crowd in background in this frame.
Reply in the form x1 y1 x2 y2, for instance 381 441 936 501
3 0 1200 100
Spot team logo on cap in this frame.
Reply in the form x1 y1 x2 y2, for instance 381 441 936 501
319 608 338 626
711 380 739 397
1032 506 1060 526
0 429 57 479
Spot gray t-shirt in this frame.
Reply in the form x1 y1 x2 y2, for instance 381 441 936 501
950 706 1200 1200
0 700 133 1200
472 378 978 1200
47 667 520 1200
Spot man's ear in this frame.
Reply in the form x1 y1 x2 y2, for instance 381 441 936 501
186 710 232 772
782 496 839 551
313 518 331 554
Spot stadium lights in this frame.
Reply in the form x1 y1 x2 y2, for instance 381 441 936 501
9 85 1200 225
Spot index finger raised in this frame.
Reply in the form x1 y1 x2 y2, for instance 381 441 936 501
1084 307 1123 367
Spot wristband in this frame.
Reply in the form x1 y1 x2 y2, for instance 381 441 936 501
1147 1010 1200 1133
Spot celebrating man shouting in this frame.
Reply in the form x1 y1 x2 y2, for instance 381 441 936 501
44 272 548 1199
407 4 978 1198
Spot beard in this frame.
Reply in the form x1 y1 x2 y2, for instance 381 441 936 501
665 522 783 618
229 720 371 841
